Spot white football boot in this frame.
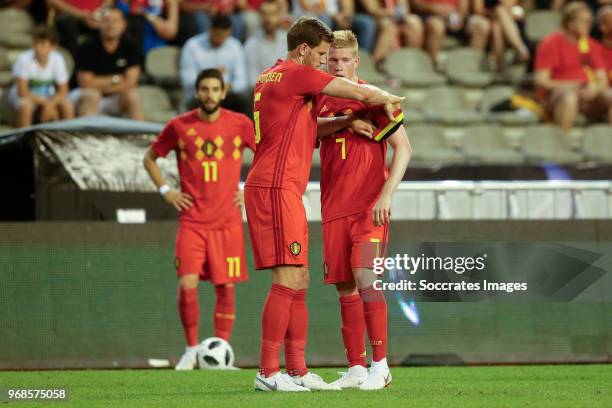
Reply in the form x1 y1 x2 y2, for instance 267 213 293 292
292 372 341 391
359 359 392 390
174 346 198 370
330 365 368 389
254 372 311 392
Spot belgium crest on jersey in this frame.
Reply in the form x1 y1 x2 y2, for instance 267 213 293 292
290 241 301 256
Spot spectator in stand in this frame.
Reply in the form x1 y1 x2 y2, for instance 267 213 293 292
291 0 381 55
244 0 287 88
47 0 112 57
70 7 144 119
473 0 530 72
412 0 491 63
242 0 290 39
358 0 423 67
596 6 612 82
117 0 179 55
10 26 74 127
178 0 247 42
535 1 612 132
180 14 250 114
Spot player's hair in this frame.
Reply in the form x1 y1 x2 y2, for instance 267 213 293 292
331 30 358 55
195 69 225 90
562 1 591 28
286 16 333 51
32 25 59 44
211 14 233 30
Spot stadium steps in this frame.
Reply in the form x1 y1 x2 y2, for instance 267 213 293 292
422 86 484 125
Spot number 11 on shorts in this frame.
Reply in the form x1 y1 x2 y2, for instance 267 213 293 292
226 256 240 278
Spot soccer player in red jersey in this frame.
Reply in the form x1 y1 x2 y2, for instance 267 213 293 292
246 16 404 392
317 30 412 390
143 69 256 370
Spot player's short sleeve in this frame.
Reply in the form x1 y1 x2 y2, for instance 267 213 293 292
242 115 257 151
534 35 558 71
288 64 335 96
151 120 178 157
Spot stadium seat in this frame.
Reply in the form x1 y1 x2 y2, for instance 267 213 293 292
480 86 539 126
582 125 612 163
525 10 561 44
0 47 11 87
0 8 34 49
385 49 446 87
137 85 177 123
461 125 524 164
422 86 483 125
522 125 583 164
145 46 180 86
357 50 386 85
406 124 465 164
445 48 494 87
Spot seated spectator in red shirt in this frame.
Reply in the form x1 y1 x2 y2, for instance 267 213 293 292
70 7 144 120
535 1 612 132
48 0 112 57
412 0 491 63
596 6 612 83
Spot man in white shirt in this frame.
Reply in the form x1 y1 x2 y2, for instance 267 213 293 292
180 14 250 114
244 0 288 88
10 26 74 128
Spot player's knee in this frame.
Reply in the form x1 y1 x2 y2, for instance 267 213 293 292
336 281 358 297
178 274 199 290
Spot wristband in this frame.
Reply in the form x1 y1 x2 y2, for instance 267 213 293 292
159 184 171 196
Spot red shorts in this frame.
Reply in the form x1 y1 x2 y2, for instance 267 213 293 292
175 222 249 284
322 211 389 285
244 186 308 270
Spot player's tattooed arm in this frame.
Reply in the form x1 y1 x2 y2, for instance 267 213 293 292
143 148 194 211
372 126 412 226
316 116 375 139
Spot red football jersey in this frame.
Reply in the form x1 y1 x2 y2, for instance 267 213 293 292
318 85 390 224
151 109 256 228
246 59 335 196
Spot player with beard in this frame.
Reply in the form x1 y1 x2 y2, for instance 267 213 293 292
144 68 256 370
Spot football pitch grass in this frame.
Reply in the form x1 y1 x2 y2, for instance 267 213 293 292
1 365 610 407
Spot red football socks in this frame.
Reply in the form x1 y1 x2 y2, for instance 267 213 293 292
214 284 235 341
178 287 199 347
359 285 388 362
339 294 367 367
285 289 309 377
260 284 296 377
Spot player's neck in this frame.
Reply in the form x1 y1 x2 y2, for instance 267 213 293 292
197 108 221 122
286 50 304 65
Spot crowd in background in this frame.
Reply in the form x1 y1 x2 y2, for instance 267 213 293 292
1 0 611 131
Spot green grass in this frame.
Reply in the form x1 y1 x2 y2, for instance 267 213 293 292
1 365 610 407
